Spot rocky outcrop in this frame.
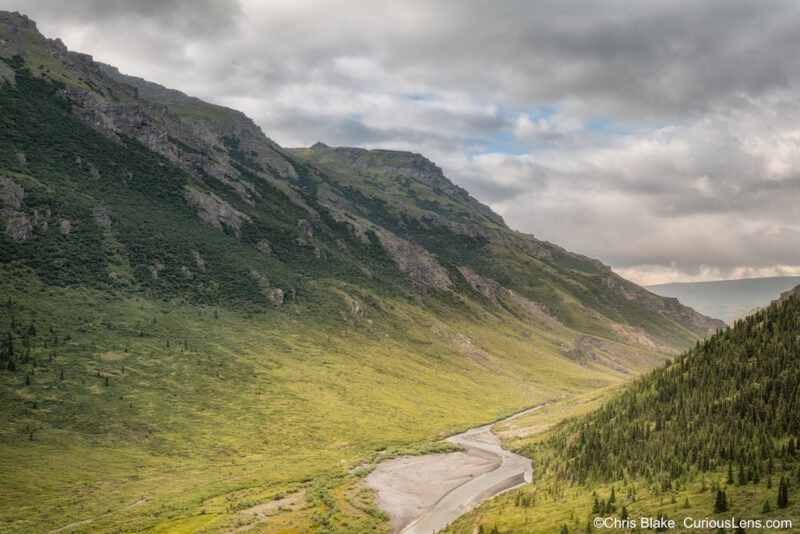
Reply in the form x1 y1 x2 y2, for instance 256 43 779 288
610 324 665 349
109 271 132 286
0 176 23 208
297 219 313 236
249 269 270 287
376 230 451 290
183 186 251 237
97 62 299 181
151 260 164 280
91 207 112 227
59 219 71 235
193 251 206 271
778 284 800 302
256 240 272 255
269 288 284 305
0 176 32 240
459 267 552 319
4 212 32 240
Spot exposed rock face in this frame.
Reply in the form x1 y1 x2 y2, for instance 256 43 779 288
151 260 164 280
376 230 451 290
313 247 328 260
297 219 313 236
294 237 307 246
183 186 251 237
91 207 112 227
601 274 638 300
88 164 101 180
58 219 71 235
561 341 593 366
249 269 270 287
108 271 132 286
256 240 272 255
610 324 665 349
4 212 32 240
0 176 23 208
561 335 630 374
0 61 14 83
778 284 800 302
14 152 26 166
97 62 299 181
459 266 552 319
269 288 284 304
0 176 33 240
180 266 193 278
193 251 206 271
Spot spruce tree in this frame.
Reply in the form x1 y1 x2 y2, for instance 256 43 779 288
714 489 728 513
777 476 789 508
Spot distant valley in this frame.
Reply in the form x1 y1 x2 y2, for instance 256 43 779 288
646 275 800 321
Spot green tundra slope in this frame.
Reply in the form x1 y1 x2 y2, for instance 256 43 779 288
446 296 800 534
0 11 722 534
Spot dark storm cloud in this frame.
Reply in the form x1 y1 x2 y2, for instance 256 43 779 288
7 0 800 283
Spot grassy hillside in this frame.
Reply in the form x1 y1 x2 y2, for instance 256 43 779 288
445 297 800 533
0 11 724 533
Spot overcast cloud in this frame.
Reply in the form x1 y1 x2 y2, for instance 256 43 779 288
9 0 800 284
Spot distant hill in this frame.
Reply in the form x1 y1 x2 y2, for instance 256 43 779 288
646 276 800 321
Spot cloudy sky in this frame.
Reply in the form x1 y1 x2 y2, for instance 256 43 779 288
10 0 800 284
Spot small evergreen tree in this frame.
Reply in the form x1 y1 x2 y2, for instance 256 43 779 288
777 476 789 508
714 489 728 513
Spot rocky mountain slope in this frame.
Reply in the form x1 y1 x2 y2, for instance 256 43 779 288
0 11 723 533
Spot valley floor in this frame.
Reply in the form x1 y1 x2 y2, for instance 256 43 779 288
366 405 546 534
